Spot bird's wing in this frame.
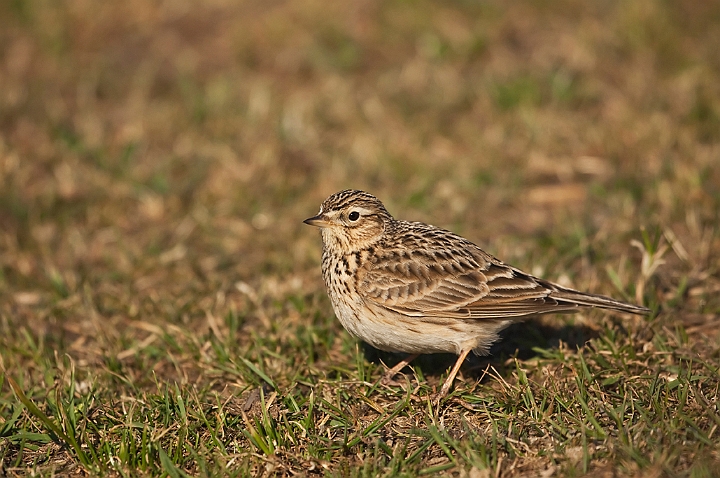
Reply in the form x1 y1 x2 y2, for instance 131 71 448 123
356 242 578 320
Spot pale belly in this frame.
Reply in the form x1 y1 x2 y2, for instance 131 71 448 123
328 294 510 356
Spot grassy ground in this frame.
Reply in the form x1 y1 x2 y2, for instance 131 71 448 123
1 0 719 476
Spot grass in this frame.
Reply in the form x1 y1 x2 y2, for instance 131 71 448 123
1 0 719 476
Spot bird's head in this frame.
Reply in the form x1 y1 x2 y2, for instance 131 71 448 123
304 189 392 253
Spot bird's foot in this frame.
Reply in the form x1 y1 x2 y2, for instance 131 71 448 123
381 370 405 387
380 353 420 387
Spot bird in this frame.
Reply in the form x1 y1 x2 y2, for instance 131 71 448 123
304 189 651 403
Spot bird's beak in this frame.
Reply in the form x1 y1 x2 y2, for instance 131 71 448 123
303 213 330 228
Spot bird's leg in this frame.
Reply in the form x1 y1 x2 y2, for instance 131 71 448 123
382 353 420 385
434 349 472 403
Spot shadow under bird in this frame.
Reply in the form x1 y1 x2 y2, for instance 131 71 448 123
304 189 651 403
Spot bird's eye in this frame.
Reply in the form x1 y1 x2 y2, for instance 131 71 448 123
348 211 360 221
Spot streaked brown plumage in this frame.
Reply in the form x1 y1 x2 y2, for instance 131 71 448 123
304 189 650 402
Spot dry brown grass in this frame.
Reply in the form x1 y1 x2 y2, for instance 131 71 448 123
1 0 719 476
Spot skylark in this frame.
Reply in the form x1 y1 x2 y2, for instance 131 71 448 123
304 189 650 402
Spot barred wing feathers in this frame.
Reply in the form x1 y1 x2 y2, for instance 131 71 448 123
357 221 649 320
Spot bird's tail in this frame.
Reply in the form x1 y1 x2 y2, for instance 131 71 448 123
550 285 651 315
